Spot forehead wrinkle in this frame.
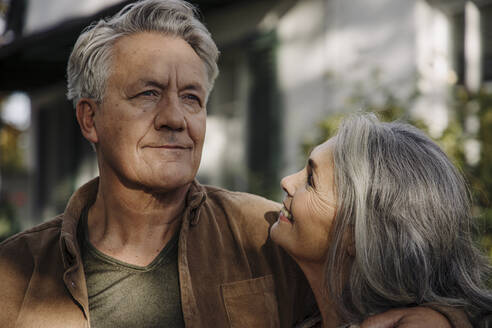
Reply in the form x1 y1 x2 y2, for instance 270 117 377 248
111 33 207 96
137 79 167 90
309 142 337 186
174 63 207 93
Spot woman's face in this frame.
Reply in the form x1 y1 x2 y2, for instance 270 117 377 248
271 138 337 264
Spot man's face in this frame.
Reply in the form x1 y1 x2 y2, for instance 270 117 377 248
92 32 208 192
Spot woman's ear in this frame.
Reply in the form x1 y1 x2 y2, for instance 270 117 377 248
76 99 99 144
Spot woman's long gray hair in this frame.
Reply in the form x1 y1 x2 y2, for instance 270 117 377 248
325 113 492 323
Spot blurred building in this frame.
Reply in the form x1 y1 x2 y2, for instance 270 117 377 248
0 0 491 230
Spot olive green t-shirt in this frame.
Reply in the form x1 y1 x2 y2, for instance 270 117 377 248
80 209 185 328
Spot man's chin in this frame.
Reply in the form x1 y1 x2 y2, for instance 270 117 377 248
140 174 194 193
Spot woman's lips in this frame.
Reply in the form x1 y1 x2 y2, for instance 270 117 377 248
278 207 294 224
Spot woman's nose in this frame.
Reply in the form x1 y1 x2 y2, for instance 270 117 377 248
280 173 296 197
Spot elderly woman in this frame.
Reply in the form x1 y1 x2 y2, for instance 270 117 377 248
271 113 492 327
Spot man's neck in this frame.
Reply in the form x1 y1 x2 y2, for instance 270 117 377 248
87 174 191 266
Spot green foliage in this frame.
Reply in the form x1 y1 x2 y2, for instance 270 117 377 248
0 124 26 174
0 113 24 240
0 196 19 242
304 76 492 261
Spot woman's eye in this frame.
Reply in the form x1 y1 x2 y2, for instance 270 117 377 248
307 172 314 187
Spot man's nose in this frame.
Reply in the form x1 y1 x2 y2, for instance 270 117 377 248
154 95 186 131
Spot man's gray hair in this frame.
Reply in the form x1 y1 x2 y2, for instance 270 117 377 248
325 113 492 323
66 0 219 107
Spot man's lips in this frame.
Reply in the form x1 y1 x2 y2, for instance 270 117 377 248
145 144 192 149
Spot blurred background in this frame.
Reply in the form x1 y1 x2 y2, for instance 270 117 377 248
0 0 491 259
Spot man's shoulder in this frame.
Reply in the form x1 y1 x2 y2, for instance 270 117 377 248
202 184 281 212
0 215 63 253
200 185 281 241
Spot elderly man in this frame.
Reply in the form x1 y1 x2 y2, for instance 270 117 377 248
0 0 466 327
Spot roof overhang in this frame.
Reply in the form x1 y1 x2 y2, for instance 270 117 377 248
0 0 244 92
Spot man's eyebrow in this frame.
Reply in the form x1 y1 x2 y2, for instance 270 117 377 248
137 79 206 94
138 79 166 89
182 83 206 94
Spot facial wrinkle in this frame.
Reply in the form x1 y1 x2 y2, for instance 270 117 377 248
308 191 337 225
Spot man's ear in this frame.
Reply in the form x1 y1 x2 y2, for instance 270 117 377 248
76 99 99 144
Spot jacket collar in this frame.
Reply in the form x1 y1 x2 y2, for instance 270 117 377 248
185 180 207 226
60 177 99 270
59 177 207 268
58 177 99 320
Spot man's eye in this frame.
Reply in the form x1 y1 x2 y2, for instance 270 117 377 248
182 94 201 105
139 90 159 97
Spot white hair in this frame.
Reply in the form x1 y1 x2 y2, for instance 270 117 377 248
66 0 219 107
325 113 492 325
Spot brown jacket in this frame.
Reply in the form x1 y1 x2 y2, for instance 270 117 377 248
0 178 313 328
